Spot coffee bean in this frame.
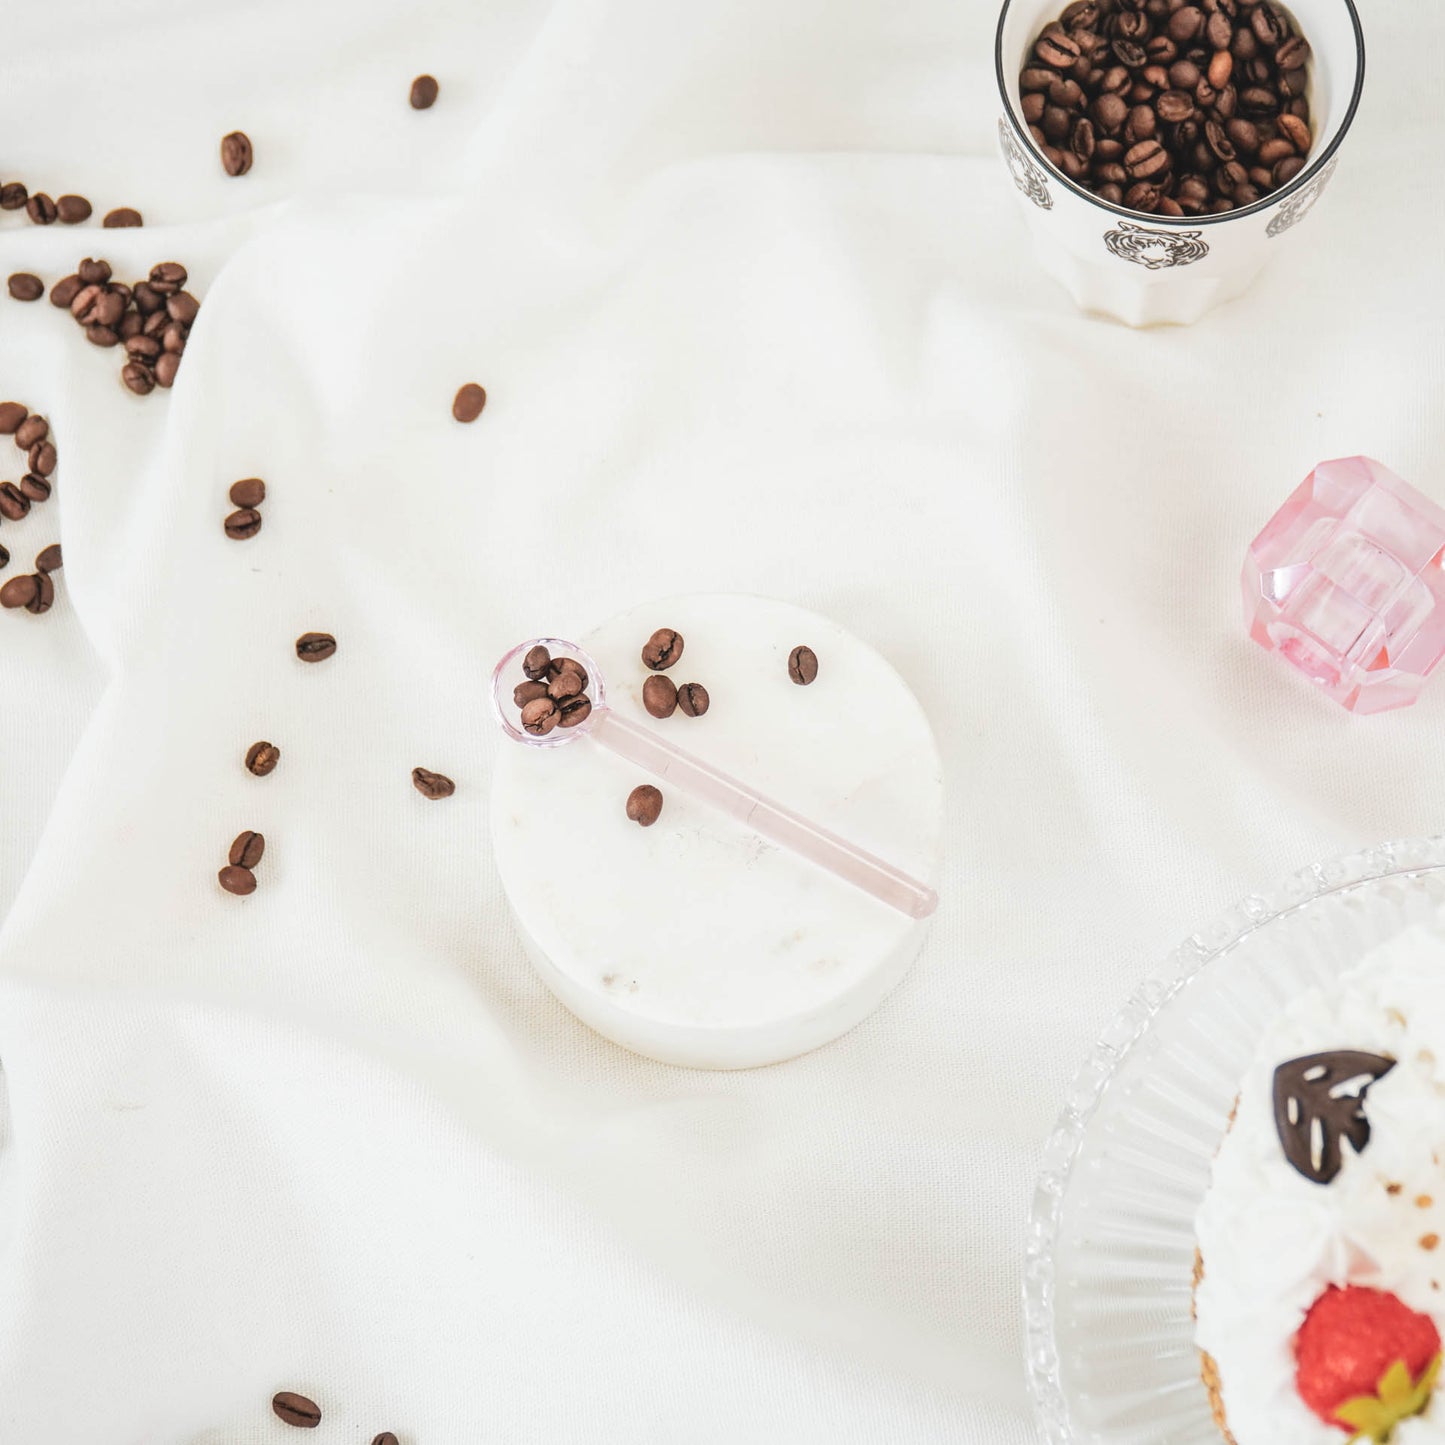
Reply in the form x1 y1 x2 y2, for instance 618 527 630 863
641 628 684 671
56 194 91 224
245 740 280 776
167 291 199 325
626 784 663 827
154 353 181 388
1022 92 1045 125
520 697 558 735
271 1393 321 1428
677 683 709 718
1277 112 1312 153
545 670 582 703
1239 85 1278 117
1070 117 1096 161
103 207 144 228
14 415 46 449
229 477 265 508
162 323 187 354
132 281 163 314
1035 31 1081 69
224 507 262 540
1168 6 1203 42
1156 89 1193 123
35 544 61 574
1124 104 1156 143
1021 66 1056 92
0 403 25 435
372 1435 399 1445
0 544 7 569
512 681 547 709
86 325 119 348
1205 10 1232 49
1204 119 1235 161
122 362 155 396
26 571 54 614
28 442 55 476
642 674 678 718
1125 138 1169 179
1111 38 1146 68
221 131 254 176
788 645 819 686
1257 136 1294 165
295 631 337 663
149 262 187 291
522 643 551 680
19 474 51 502
0 484 30 521
1275 34 1309 72
0 574 37 609
412 766 456 799
1274 154 1306 186
1207 49 1233 89
452 383 486 423
26 193 57 225
217 863 256 894
229 830 265 868
74 258 110 286
557 694 592 728
1124 180 1161 212
1115 11 1148 41
7 273 42 302
410 74 439 109
0 182 26 210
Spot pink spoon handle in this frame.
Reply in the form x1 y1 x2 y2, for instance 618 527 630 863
591 706 938 920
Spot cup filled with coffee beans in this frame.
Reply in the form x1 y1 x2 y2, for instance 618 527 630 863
994 0 1363 325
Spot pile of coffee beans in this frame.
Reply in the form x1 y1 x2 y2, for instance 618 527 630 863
218 829 265 896
1020 0 1314 214
0 402 59 599
47 258 200 395
512 643 594 734
224 477 266 541
640 627 709 718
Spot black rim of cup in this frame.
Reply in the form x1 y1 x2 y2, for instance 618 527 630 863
993 0 1365 227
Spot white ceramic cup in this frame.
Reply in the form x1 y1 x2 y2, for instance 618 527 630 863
994 0 1364 326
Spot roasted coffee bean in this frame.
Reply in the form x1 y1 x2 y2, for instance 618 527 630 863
26 193 57 225
1156 89 1193 122
1214 82 1238 118
1205 9 1232 48
1205 120 1235 161
0 573 37 609
1225 118 1258 154
1022 92 1046 124
557 694 592 728
1168 59 1200 90
229 830 265 868
1250 3 1282 44
149 261 187 291
49 274 82 309
218 864 257 896
1070 117 1096 160
224 507 262 540
522 643 551 680
1278 112 1312 153
1145 35 1178 66
19 474 51 502
1216 159 1248 193
1111 38 1146 68
76 257 111 285
1020 66 1056 92
162 323 187 354
56 194 91 224
71 283 104 322
1156 196 1185 216
1239 86 1278 117
1274 154 1306 186
7 273 42 302
154 352 181 388
295 631 336 662
1095 163 1128 186
229 477 265 508
28 441 56 476
412 766 456 799
167 291 199 325
125 334 162 361
1048 76 1084 108
1124 180 1161 211
452 382 486 422
1207 49 1233 89
35 544 61 574
1042 105 1070 143
86 325 119 348
24 572 53 614
1125 138 1169 179
513 680 548 707
1125 105 1156 142
245 740 280 776
221 131 254 176
626 784 663 827
0 182 26 210
1275 34 1309 71
1057 151 1086 181
1257 136 1295 165
788 645 819 685
1167 6 1203 42
0 484 30 521
642 674 678 718
677 683 709 717
1061 0 1099 26
0 544 7 569
103 207 144 228
1115 11 1148 41
92 290 125 327
121 361 154 396
132 281 164 314
1092 92 1129 133
641 627 684 670
1141 64 1170 91
15 415 46 449
1036 31 1082 69
1231 25 1257 60
271 1393 320 1428
119 312 144 341
410 74 439 109
1248 164 1274 189
520 697 558 735
546 669 584 701
372 1436 400 1445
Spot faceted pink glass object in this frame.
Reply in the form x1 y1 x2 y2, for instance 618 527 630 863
1243 457 1445 714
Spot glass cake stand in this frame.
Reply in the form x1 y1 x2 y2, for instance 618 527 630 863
1024 837 1445 1444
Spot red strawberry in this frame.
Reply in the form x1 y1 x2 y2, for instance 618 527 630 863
1295 1285 1442 1439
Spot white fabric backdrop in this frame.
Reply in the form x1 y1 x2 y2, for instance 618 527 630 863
0 0 1440 1440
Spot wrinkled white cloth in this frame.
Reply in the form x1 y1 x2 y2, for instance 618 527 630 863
0 0 1442 1441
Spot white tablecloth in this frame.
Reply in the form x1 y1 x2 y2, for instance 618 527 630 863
0 1 1439 1440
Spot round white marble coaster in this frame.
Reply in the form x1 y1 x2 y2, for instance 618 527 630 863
490 594 943 1069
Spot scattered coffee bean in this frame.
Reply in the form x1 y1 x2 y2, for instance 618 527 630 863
19 474 51 502
521 697 558 735
224 508 263 540
229 830 265 869
245 740 280 776
7 273 42 302
56 194 91 224
513 679 549 707
412 766 456 799
1021 0 1315 214
26 193 57 225
103 207 143 228
788 645 819 685
230 477 265 508
642 674 678 718
295 631 337 663
557 694 592 728
0 544 7 570
522 643 551 680
410 74 440 109
0 402 25 433
641 627 684 671
0 484 30 520
626 784 664 827
0 574 38 609
452 382 486 422
271 1392 320 1428
0 183 26 210
221 131 254 177
15 415 47 449
26 572 54 615
677 682 709 717
121 361 155 395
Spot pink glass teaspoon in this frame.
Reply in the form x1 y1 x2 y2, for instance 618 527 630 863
491 638 939 920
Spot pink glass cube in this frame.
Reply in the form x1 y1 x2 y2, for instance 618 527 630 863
1244 457 1445 714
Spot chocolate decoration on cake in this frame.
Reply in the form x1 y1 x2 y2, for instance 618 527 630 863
1273 1051 1396 1186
